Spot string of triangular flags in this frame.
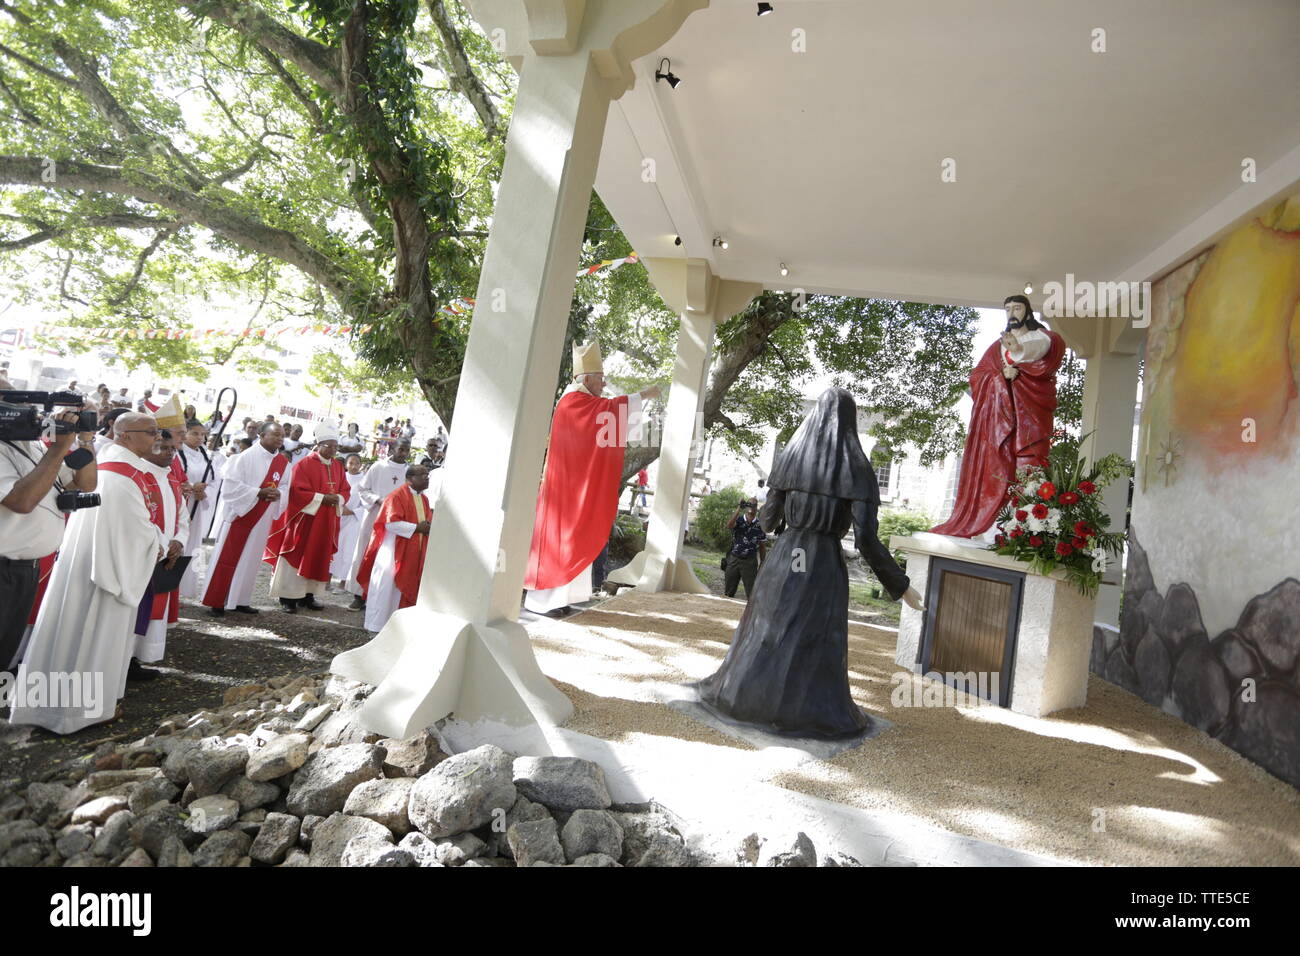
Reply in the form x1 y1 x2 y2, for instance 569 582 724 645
32 251 641 342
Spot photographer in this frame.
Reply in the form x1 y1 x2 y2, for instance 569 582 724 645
0 378 97 668
724 497 767 600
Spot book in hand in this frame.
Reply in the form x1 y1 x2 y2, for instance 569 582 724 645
150 554 192 592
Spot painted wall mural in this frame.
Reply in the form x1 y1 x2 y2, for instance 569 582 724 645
1095 191 1300 788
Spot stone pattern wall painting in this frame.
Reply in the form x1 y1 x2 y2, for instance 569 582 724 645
1097 191 1300 789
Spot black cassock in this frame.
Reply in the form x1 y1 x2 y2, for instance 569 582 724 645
698 389 910 738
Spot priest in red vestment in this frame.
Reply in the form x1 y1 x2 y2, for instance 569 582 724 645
129 428 189 680
523 341 660 615
356 463 432 633
931 295 1066 539
265 423 350 612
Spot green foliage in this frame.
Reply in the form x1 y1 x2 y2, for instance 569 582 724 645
691 486 746 552
606 513 646 562
876 508 933 568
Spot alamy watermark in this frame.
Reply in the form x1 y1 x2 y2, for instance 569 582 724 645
0 670 106 719
891 669 1000 708
1041 273 1152 328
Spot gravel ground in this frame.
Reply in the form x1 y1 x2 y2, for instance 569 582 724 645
528 590 1300 867
1 562 371 786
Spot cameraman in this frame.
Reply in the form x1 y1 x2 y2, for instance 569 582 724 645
0 379 97 668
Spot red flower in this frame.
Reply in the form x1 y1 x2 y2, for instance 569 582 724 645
1015 509 1028 522
1010 527 1025 539
1058 491 1080 506
1056 542 1074 556
994 534 1006 547
1028 535 1043 547
1074 520 1092 537
1071 535 1087 549
1031 503 1049 519
1077 480 1097 495
1038 482 1056 500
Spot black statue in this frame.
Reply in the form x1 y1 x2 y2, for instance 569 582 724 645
698 388 923 738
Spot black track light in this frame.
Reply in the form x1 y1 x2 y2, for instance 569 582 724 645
655 57 682 89
757 3 774 15
674 236 683 246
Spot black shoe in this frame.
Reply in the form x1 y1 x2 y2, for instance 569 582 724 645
127 659 161 682
207 606 225 617
280 598 298 614
233 605 259 615
544 605 575 619
301 597 325 611
348 596 365 611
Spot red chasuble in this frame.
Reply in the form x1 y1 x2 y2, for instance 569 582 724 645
263 452 350 582
356 484 431 605
524 389 630 591
203 451 288 608
931 330 1066 538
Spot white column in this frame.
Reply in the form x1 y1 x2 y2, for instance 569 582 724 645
331 0 707 738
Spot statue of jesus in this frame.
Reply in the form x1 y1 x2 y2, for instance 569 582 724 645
930 294 1066 539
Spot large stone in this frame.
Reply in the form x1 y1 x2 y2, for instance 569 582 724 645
70 794 129 826
560 809 623 863
286 744 385 817
397 831 444 867
246 734 311 782
93 809 136 858
340 836 413 867
506 817 565 867
223 776 281 813
294 703 334 733
635 832 693 867
613 809 683 865
130 805 200 859
25 782 85 828
313 702 383 748
156 835 193 868
1170 642 1231 735
1102 646 1140 694
120 848 154 867
193 829 251 867
1227 682 1300 788
1238 580 1300 676
56 825 95 858
762 832 817 867
379 731 445 778
128 777 180 815
1158 584 1207 658
344 777 414 836
161 740 200 786
1133 630 1172 706
187 795 240 835
249 813 301 865
433 832 487 866
512 755 611 812
185 745 249 797
0 819 52 867
1212 630 1264 690
83 768 160 793
408 744 516 838
308 813 392 867
570 853 620 867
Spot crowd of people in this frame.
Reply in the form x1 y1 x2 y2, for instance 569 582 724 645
0 374 447 734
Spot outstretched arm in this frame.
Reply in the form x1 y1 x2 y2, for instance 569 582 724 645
851 499 911 601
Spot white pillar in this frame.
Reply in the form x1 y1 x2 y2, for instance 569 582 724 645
609 260 759 593
331 0 707 738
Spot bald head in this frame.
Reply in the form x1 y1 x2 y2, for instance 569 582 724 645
114 413 158 457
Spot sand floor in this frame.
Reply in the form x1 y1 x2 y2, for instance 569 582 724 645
525 591 1300 866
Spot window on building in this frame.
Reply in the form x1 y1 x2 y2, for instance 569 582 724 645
941 456 962 519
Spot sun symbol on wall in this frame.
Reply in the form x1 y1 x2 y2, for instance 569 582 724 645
1155 434 1183 487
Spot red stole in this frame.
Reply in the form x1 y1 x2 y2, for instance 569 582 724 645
202 450 288 608
931 330 1066 538
262 452 350 582
357 485 430 604
524 389 630 591
99 461 165 533
145 456 188 624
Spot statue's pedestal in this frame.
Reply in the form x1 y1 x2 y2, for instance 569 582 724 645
891 533 1097 718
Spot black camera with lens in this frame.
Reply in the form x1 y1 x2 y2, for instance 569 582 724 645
0 390 98 440
56 490 101 512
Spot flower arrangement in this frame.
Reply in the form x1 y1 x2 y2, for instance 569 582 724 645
989 438 1131 597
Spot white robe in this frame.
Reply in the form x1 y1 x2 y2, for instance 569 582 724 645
345 458 410 596
203 443 291 610
11 444 166 734
331 472 366 580
133 458 189 663
176 443 223 598
363 490 427 634
524 388 642 613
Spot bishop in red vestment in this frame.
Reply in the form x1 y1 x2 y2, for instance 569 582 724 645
931 295 1066 539
265 423 350 612
523 341 660 615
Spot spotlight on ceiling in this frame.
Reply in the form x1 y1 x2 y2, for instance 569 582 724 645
712 236 728 250
779 262 789 277
757 2 774 15
673 235 683 246
655 58 682 89
1024 282 1034 295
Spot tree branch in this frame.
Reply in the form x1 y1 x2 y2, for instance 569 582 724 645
107 225 178 307
0 211 180 250
424 0 500 138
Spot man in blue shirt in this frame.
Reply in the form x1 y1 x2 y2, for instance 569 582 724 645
724 498 767 599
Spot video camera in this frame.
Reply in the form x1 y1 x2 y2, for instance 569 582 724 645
0 390 99 441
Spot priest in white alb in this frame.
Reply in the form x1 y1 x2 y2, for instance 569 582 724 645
356 463 432 633
10 414 167 733
202 422 290 616
344 437 412 610
176 419 223 598
331 453 366 589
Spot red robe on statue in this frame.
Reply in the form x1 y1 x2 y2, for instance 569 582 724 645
524 389 631 591
930 329 1066 538
356 484 431 606
263 451 350 582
